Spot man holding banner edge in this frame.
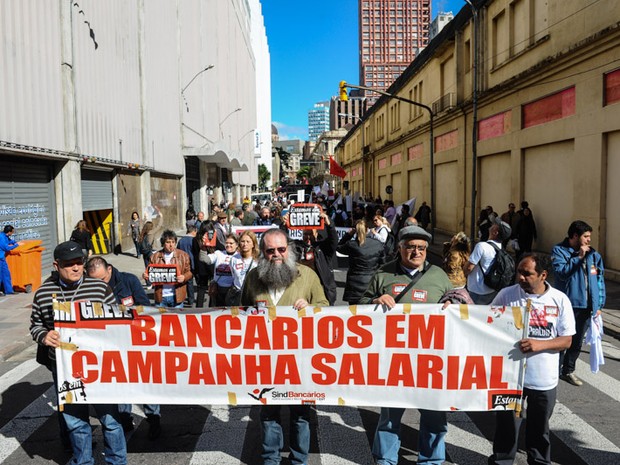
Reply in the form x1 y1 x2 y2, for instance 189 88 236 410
359 225 453 465
488 253 575 465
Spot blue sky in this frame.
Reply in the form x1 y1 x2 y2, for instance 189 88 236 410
262 0 465 140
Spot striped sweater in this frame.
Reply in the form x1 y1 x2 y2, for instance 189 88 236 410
30 275 116 361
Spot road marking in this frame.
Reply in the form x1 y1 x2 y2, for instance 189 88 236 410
446 411 492 464
575 359 620 401
0 359 40 394
316 406 374 465
551 402 620 463
189 405 249 465
0 386 55 462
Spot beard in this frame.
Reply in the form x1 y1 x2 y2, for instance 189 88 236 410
256 249 299 289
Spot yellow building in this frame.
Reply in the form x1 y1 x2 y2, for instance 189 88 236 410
336 0 620 280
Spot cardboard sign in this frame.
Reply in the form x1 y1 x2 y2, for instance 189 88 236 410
147 264 179 285
288 203 324 230
202 229 217 248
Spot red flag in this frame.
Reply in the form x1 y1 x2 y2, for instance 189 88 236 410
329 156 347 178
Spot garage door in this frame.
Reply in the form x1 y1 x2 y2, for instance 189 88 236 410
81 168 113 211
0 159 57 273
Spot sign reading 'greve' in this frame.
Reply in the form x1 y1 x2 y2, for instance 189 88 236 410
147 264 179 285
288 203 324 230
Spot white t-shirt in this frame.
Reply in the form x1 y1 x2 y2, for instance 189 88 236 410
162 251 175 298
467 240 501 295
229 255 257 290
492 283 576 390
207 251 240 288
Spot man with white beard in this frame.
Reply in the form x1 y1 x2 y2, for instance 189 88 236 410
240 227 328 465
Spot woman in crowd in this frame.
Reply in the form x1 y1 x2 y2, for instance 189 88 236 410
227 231 259 305
128 211 142 258
193 221 216 307
368 215 391 244
137 221 155 287
440 231 474 304
337 220 385 304
70 220 93 258
199 233 240 307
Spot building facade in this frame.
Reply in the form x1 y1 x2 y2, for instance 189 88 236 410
429 11 454 40
330 96 368 131
359 0 431 106
337 0 620 280
308 102 330 142
0 0 270 271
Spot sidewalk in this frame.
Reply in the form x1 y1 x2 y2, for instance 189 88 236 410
1 239 620 361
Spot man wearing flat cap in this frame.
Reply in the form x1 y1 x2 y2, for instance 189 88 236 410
30 241 126 464
359 225 453 465
215 210 231 251
465 217 512 304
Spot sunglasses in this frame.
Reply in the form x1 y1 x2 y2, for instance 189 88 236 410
402 244 427 252
264 246 287 255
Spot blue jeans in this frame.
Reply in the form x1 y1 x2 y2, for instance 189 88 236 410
261 404 310 465
157 295 183 308
63 403 126 465
372 408 447 465
118 404 160 416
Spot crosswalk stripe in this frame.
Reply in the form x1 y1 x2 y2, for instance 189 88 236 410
550 401 620 463
446 411 493 464
189 405 249 465
0 386 55 462
575 358 620 401
316 406 374 465
0 358 39 394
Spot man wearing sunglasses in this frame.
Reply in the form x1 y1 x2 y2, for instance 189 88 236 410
240 227 328 465
359 225 453 465
30 241 126 464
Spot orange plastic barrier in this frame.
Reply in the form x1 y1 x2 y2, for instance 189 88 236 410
6 240 45 293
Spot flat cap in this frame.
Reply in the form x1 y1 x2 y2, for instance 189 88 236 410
398 225 432 242
217 211 228 219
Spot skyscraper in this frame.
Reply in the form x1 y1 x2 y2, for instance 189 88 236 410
308 101 330 142
359 0 430 105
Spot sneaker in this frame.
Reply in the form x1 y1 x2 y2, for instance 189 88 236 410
560 373 583 386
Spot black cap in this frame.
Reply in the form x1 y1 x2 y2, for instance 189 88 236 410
54 241 85 261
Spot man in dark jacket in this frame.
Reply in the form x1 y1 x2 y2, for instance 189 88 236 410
86 256 161 439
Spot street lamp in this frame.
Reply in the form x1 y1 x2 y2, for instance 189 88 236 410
181 64 215 112
340 82 435 240
219 108 242 138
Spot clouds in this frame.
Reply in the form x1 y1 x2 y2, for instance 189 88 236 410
272 121 308 141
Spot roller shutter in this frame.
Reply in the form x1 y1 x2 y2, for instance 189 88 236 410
81 168 113 211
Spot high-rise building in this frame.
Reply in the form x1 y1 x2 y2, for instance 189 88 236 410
429 11 454 41
308 101 330 142
359 0 430 105
329 95 368 130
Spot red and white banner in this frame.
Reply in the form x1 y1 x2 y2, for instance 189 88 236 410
54 303 526 411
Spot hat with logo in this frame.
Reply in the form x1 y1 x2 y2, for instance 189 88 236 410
398 225 432 243
217 211 228 219
54 241 85 262
494 217 512 241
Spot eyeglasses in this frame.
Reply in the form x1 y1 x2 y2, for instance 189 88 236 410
402 244 427 252
264 246 287 255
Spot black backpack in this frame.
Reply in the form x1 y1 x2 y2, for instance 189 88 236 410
483 242 516 291
384 230 397 259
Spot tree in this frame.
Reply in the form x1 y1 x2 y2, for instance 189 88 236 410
296 165 312 181
258 163 270 191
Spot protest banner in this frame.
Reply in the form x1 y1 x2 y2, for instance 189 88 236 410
147 264 179 285
54 303 526 411
287 204 324 230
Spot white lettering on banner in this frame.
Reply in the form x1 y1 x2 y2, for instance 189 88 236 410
55 304 526 411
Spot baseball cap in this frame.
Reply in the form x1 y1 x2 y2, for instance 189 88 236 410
398 225 432 242
54 241 85 261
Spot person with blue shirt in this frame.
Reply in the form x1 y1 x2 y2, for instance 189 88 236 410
0 225 23 295
552 220 606 387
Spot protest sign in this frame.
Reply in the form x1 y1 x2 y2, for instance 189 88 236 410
147 264 179 285
288 204 324 230
54 303 526 411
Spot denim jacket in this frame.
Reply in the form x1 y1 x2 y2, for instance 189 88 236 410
551 238 606 312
